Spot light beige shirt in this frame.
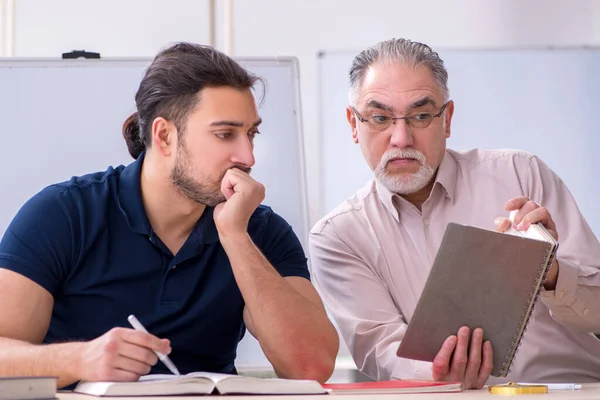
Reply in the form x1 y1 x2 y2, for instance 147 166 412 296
310 148 600 384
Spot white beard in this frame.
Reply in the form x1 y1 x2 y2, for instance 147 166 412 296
374 148 436 194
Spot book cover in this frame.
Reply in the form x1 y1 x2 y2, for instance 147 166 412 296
0 376 57 400
397 222 557 377
323 379 463 394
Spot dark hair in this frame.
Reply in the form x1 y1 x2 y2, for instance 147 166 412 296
122 42 260 159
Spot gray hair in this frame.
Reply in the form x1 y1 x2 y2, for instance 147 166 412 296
348 38 449 106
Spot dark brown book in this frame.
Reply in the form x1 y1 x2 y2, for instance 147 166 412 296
396 221 558 377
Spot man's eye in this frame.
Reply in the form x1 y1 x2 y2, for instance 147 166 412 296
248 130 261 138
215 132 232 139
413 113 432 121
371 115 391 124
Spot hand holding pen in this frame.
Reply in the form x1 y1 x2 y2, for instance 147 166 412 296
74 321 174 382
127 314 180 376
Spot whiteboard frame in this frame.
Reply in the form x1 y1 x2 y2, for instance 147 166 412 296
0 56 310 251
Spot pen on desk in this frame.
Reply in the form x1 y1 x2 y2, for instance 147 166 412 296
518 383 582 390
127 314 181 376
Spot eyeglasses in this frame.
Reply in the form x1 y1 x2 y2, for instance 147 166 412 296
351 101 450 133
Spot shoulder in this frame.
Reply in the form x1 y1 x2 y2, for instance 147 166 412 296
53 165 125 198
247 205 296 239
311 180 379 236
447 148 544 181
448 147 536 167
15 165 124 222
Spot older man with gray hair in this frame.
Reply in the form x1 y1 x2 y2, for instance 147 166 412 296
309 38 600 389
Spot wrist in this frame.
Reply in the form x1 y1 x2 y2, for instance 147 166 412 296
543 259 559 290
60 341 85 384
218 229 252 246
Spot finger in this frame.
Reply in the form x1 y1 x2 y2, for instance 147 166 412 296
476 341 494 389
98 366 141 382
432 335 457 380
120 329 171 354
228 168 258 188
229 166 252 177
512 200 539 228
518 206 557 237
449 326 470 380
112 352 154 376
464 328 483 389
220 171 236 199
117 341 159 367
504 196 529 212
493 217 512 232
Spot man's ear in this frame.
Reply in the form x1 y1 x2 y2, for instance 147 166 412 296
151 117 177 156
444 100 454 139
347 106 359 144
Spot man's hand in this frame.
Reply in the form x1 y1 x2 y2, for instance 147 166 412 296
431 326 493 389
494 196 560 289
73 327 171 382
214 168 265 237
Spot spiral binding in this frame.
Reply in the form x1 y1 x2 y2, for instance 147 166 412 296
497 244 558 376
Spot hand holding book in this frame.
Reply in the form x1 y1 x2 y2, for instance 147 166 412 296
495 196 560 289
397 206 559 379
430 326 493 390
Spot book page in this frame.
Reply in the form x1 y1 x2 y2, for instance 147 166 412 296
505 211 553 243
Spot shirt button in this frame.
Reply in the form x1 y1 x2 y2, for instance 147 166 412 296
172 264 177 269
149 236 155 244
583 308 589 315
558 290 564 298
423 218 430 226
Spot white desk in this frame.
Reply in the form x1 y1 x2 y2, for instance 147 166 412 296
58 383 600 399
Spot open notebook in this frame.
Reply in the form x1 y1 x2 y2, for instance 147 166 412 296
397 213 558 377
73 372 326 396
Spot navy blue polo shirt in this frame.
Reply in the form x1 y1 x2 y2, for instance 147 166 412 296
0 155 310 375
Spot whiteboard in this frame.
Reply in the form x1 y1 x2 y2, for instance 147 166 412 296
0 57 308 368
318 48 600 237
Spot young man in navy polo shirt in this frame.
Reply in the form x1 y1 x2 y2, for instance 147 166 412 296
0 43 339 388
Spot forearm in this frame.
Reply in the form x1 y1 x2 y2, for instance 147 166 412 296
221 233 338 382
0 337 84 388
541 257 600 332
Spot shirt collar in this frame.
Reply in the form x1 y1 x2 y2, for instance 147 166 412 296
375 150 458 220
118 153 151 235
435 150 458 203
117 152 219 244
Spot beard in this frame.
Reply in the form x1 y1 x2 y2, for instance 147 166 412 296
374 148 436 195
170 144 251 206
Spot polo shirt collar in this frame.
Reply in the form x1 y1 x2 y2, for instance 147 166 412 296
118 154 151 235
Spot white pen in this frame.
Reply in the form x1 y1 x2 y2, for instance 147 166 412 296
127 314 181 376
518 383 582 390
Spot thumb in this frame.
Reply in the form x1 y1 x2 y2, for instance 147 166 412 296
494 217 511 232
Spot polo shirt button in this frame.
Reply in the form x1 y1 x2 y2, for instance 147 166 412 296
423 218 430 226
172 264 177 269
558 290 564 298
583 308 589 315
149 236 155 244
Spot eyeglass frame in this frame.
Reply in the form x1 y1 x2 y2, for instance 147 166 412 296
350 100 450 131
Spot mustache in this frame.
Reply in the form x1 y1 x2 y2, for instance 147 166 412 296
381 148 427 165
229 164 252 174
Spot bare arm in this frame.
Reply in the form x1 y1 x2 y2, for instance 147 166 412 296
0 269 170 388
0 268 85 387
222 233 338 383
